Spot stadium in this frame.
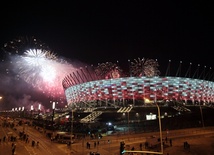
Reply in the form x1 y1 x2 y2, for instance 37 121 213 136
60 58 214 132
63 58 214 107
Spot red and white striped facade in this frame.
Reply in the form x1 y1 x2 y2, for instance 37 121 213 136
64 76 214 105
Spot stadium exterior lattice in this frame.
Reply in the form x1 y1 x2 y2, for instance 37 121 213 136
62 59 214 108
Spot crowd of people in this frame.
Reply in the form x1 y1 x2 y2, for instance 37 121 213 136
0 117 41 155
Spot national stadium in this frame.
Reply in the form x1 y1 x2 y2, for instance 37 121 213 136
60 58 214 131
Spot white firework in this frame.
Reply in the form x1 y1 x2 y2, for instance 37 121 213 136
130 57 160 77
10 48 77 100
24 49 57 60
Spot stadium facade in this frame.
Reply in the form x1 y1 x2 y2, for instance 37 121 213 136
62 59 214 108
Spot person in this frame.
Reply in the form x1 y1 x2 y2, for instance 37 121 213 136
88 142 91 149
25 137 28 143
37 141 39 147
12 143 16 155
86 142 89 149
67 141 71 147
165 137 168 143
32 140 35 147
145 141 149 149
3 136 6 142
140 143 142 150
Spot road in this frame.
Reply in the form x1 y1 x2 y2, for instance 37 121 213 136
68 127 214 155
0 118 69 155
1 117 214 155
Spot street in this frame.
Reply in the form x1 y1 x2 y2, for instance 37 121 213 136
1 117 214 155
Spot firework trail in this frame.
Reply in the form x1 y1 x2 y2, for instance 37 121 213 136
130 57 160 77
2 36 77 103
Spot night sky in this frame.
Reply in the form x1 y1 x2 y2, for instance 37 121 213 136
0 1 213 109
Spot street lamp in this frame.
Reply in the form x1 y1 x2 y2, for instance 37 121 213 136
128 110 130 134
38 104 41 120
22 107 25 118
0 96 2 107
52 102 56 134
30 105 34 125
200 102 205 128
124 94 164 155
70 108 74 153
14 107 18 118
127 105 132 134
0 96 2 105
154 92 163 154
156 103 163 154
18 107 21 118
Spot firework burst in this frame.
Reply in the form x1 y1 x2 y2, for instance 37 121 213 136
130 57 160 77
2 36 50 55
94 62 123 79
2 36 77 102
24 49 57 60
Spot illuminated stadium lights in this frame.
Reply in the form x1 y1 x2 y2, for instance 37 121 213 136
62 59 214 107
64 77 214 106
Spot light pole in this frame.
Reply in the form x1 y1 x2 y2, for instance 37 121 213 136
22 106 25 118
18 107 21 117
0 96 2 115
22 107 26 132
200 103 205 128
0 96 2 108
38 104 41 121
108 139 111 153
15 107 18 118
30 105 34 126
156 103 163 154
128 111 130 134
126 95 164 155
70 108 74 153
155 93 163 154
127 105 132 134
52 102 55 134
